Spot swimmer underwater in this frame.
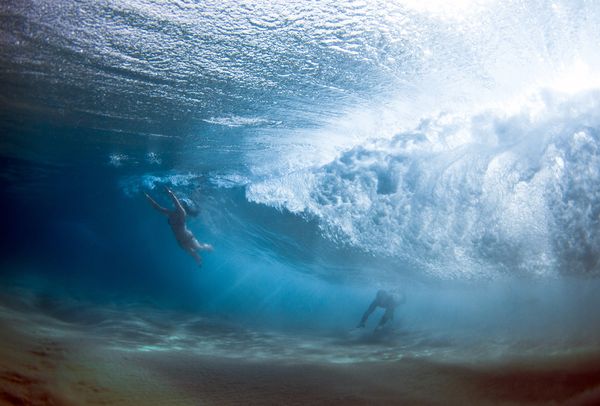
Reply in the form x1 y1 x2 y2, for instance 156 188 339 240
145 187 213 266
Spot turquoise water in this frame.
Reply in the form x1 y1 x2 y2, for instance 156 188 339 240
1 0 600 349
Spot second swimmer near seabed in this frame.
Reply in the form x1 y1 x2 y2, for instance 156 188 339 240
145 187 405 331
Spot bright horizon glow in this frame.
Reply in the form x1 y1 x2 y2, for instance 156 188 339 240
398 0 493 19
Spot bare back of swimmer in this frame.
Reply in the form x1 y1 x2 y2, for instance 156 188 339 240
145 187 213 266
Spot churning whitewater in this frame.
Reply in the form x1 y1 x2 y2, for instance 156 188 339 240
247 89 600 279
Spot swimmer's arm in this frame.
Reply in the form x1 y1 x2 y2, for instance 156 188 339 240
376 296 401 330
165 187 186 217
145 193 170 215
378 307 394 328
357 300 378 328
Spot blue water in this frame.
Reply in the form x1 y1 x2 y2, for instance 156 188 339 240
2 0 600 348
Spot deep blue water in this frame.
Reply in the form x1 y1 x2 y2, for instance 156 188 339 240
2 0 600 346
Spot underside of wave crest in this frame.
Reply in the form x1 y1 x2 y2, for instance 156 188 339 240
247 89 600 279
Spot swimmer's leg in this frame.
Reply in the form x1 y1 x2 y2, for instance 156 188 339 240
188 249 203 266
376 308 395 330
198 243 213 251
191 238 213 252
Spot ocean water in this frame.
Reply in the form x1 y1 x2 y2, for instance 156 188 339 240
2 0 600 368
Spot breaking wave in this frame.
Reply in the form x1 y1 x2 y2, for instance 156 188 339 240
248 89 600 278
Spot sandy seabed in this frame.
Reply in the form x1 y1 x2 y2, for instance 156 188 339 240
1 290 599 406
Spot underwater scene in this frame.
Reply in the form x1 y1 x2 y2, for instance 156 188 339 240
1 0 600 404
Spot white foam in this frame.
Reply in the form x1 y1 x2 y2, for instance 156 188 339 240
203 116 280 128
247 89 600 278
119 173 199 197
